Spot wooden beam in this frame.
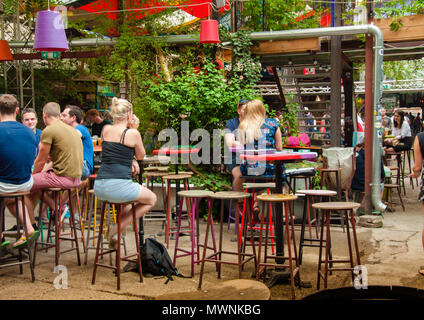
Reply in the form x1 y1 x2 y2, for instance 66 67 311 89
374 15 424 42
251 38 320 55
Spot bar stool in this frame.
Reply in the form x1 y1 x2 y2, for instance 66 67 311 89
318 167 342 200
83 190 126 265
91 200 143 290
143 171 169 226
0 192 36 282
34 188 81 266
162 174 191 248
198 191 256 290
255 193 300 300
296 189 337 265
383 183 405 212
312 202 361 290
173 190 217 277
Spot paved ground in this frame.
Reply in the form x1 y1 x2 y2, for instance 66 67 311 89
0 180 423 300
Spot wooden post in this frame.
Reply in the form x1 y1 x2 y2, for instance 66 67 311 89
342 67 354 147
330 0 342 147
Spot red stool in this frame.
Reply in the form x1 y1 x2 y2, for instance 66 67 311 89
91 200 143 290
312 202 361 290
173 190 217 277
34 188 81 266
255 193 300 300
198 191 256 290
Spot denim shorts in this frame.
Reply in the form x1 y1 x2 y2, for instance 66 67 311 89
81 160 91 181
94 179 141 203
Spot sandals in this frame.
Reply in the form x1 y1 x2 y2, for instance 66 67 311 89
1 234 10 247
12 230 40 249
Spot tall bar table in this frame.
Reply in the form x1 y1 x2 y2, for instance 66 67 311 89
239 150 317 286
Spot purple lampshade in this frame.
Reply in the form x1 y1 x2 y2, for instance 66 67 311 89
33 10 69 52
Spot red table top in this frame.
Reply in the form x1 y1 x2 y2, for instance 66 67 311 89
153 147 200 155
240 151 317 162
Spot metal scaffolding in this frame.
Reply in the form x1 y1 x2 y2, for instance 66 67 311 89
0 1 35 110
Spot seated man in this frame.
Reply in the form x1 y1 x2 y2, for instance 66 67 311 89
86 108 112 137
61 105 94 181
0 94 39 248
25 102 83 225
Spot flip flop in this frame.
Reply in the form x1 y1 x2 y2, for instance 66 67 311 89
12 230 40 249
419 266 424 276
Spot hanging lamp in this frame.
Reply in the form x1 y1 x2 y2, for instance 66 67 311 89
199 4 220 44
0 40 13 61
199 19 220 43
33 9 69 52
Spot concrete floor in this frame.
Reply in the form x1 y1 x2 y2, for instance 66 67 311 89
0 180 423 300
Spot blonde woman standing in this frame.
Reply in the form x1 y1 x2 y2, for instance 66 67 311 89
94 97 157 249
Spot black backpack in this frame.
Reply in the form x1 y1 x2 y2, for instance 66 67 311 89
140 238 187 284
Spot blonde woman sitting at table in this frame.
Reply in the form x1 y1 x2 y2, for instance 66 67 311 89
237 99 283 212
94 97 157 249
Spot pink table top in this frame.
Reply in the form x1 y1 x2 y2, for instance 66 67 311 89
153 147 200 155
240 151 317 162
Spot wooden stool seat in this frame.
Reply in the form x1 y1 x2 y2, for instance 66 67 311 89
177 190 214 198
166 171 193 176
142 155 171 165
296 189 337 197
257 193 297 202
163 174 192 180
312 201 360 211
144 171 170 177
312 201 361 290
242 182 276 189
144 166 169 172
211 191 250 200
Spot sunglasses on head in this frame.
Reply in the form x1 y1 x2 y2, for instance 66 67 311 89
239 99 249 103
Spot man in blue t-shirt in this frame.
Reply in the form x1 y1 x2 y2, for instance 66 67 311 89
60 105 94 181
0 94 40 248
224 99 249 192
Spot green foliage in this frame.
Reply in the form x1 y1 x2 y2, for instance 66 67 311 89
277 96 300 138
189 169 232 192
374 0 424 31
241 0 321 31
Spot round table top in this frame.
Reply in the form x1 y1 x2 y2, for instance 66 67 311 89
210 191 250 200
296 189 338 196
257 193 297 202
178 190 214 198
312 202 361 210
239 151 317 162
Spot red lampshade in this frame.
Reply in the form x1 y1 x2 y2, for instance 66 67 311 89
199 19 220 44
0 40 13 61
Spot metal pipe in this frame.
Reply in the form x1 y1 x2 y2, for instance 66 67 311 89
8 24 386 211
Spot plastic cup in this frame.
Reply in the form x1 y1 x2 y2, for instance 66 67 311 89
97 138 102 147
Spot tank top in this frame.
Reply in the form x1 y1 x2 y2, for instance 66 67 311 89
96 128 135 180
